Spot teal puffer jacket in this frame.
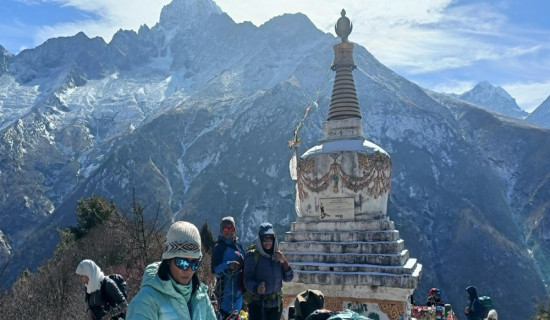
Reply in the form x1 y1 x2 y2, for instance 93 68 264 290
127 262 216 320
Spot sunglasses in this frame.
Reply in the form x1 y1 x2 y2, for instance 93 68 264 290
222 226 236 232
174 257 201 271
262 236 275 243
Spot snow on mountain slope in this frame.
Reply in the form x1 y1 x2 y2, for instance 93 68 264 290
0 1 548 318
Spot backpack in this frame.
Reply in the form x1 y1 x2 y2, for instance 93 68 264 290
242 244 261 305
328 309 375 320
295 289 324 320
478 296 493 318
102 274 128 300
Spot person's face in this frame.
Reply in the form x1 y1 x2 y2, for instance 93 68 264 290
261 235 275 250
78 274 89 285
221 224 236 240
169 257 199 285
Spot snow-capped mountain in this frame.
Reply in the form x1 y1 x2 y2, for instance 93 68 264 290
527 95 550 127
0 0 549 318
456 81 528 119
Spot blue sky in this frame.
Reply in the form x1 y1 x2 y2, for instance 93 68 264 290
1 0 549 112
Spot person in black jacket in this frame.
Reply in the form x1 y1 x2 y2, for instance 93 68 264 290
76 259 127 320
464 286 484 320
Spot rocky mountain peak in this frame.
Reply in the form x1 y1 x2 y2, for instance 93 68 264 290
138 24 151 36
0 45 11 74
261 13 316 31
15 32 107 67
527 95 550 127
0 44 10 56
458 81 527 119
159 0 222 30
473 80 511 98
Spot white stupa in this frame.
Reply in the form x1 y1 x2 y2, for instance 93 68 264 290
280 10 422 320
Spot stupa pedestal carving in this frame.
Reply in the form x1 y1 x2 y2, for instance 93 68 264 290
280 9 422 320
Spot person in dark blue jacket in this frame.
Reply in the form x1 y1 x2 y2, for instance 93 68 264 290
465 286 484 320
211 216 245 320
244 223 294 320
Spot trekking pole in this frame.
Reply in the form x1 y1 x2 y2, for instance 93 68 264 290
260 294 265 320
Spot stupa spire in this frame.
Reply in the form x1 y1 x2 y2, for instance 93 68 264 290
327 9 361 121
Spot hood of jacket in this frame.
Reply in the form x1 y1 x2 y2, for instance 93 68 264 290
254 236 279 259
466 286 478 300
141 262 197 301
255 223 278 258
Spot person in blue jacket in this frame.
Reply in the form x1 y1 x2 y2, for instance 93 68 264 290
126 221 217 320
244 223 294 320
211 216 245 320
464 286 484 320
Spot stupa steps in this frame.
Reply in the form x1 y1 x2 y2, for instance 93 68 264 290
283 249 410 266
284 230 400 242
292 270 419 289
280 239 404 254
290 220 395 232
289 258 418 275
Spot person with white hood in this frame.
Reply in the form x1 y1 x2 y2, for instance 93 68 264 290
76 259 127 320
486 309 498 320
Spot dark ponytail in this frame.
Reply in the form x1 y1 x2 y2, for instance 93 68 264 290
191 273 200 294
158 260 171 281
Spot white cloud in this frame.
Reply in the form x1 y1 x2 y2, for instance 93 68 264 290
31 0 172 46
431 80 477 96
216 0 456 71
215 0 495 74
502 81 550 112
354 2 525 73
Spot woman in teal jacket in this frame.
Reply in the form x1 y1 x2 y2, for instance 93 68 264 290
127 221 217 320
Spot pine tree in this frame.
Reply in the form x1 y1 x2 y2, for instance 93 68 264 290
73 195 119 238
200 221 216 254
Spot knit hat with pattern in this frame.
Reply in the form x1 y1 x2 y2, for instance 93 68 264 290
162 221 202 260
